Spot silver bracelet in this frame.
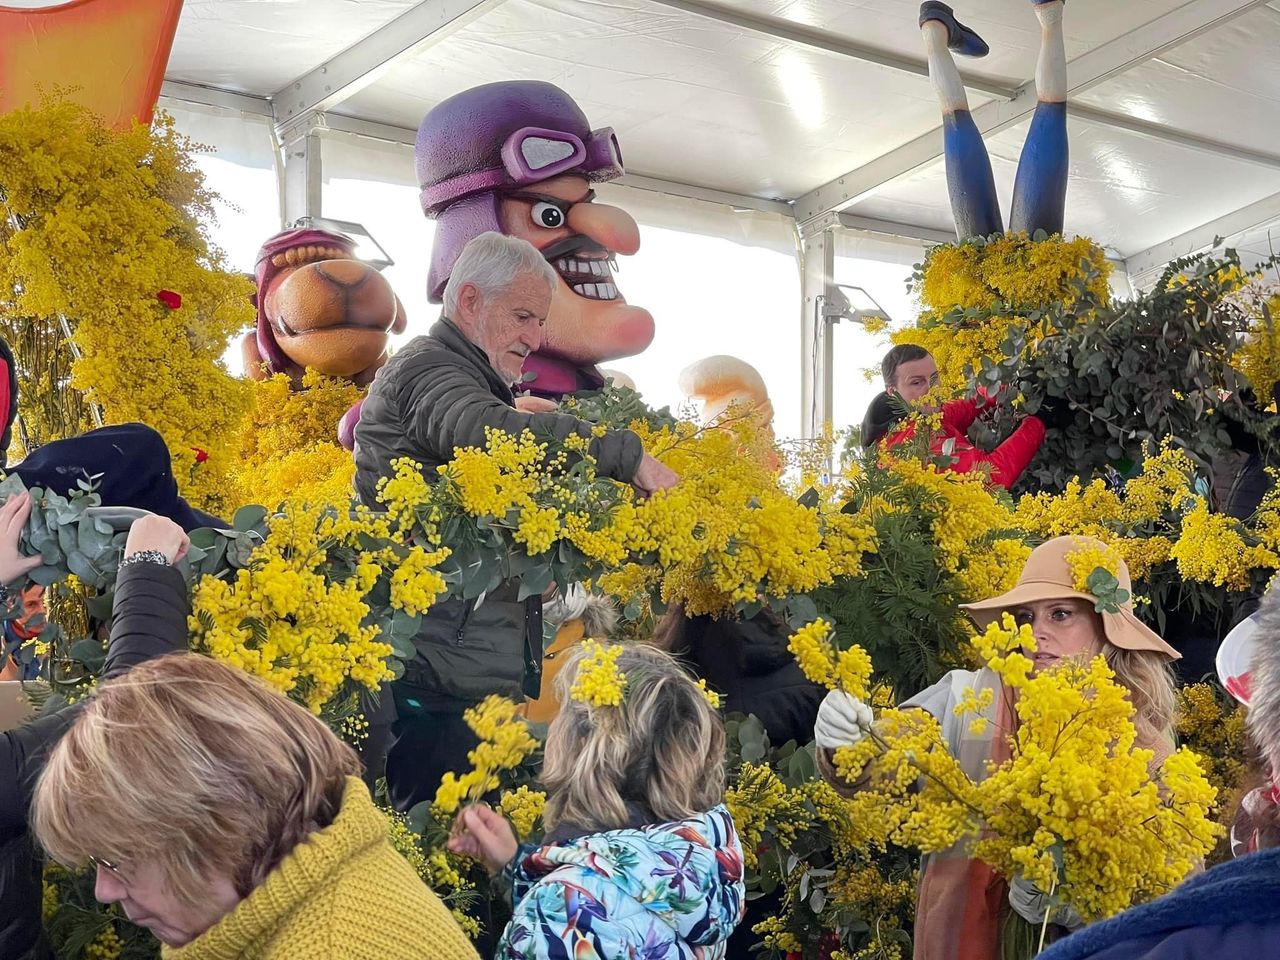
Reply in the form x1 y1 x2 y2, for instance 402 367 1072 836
119 550 170 570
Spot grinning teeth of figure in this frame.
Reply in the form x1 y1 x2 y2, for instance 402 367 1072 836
554 256 621 299
571 282 619 301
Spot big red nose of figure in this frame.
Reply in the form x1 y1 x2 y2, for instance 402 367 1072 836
568 201 640 258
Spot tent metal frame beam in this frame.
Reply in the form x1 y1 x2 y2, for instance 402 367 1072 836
617 173 793 217
1071 104 1280 172
280 111 798 219
642 0 1018 101
1124 190 1280 278
269 0 507 127
800 210 954 246
793 0 1273 225
159 80 272 117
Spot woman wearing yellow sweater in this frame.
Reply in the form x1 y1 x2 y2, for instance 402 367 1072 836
32 651 478 959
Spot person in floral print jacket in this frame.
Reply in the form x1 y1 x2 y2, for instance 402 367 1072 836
450 643 745 959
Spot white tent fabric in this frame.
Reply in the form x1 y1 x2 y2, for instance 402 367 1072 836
152 0 1280 279
143 0 1280 428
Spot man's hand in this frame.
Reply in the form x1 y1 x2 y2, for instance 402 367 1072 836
632 453 679 496
447 804 520 875
514 396 559 414
124 515 190 565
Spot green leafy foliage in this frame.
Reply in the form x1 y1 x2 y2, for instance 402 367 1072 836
560 380 678 432
968 249 1280 495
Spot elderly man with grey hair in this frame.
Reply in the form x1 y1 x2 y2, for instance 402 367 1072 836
354 231 676 811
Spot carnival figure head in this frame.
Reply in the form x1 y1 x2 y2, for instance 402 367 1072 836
246 226 407 385
417 81 655 391
32 654 361 947
962 535 1180 746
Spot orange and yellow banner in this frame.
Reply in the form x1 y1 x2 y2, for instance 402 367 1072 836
0 0 183 128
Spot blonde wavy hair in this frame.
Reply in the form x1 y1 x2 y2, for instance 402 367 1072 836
543 642 725 833
1104 644 1178 753
32 654 361 908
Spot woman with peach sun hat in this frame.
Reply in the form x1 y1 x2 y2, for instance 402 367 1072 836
814 535 1181 960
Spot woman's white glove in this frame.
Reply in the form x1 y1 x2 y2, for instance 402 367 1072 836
814 690 874 751
1008 875 1084 931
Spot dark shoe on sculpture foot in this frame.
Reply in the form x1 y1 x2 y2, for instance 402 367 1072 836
920 1 990 58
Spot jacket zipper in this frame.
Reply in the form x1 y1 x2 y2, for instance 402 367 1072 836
455 600 472 645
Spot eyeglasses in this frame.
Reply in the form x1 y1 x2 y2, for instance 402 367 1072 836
422 126 623 211
89 856 125 880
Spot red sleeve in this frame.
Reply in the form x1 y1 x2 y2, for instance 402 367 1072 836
0 356 10 430
940 397 981 434
881 421 915 451
984 416 1046 489
936 416 1046 490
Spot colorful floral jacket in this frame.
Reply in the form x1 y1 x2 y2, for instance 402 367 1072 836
497 805 745 960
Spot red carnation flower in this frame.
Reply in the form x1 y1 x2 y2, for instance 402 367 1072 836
192 447 209 464
157 290 183 310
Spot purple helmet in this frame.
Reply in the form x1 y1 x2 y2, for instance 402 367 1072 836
417 81 624 302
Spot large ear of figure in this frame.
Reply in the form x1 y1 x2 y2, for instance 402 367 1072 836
0 0 182 130
679 355 774 428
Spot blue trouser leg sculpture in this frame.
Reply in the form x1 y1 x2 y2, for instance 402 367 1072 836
1011 0 1069 235
944 108 1004 239
922 0 1070 240
1010 100 1068 236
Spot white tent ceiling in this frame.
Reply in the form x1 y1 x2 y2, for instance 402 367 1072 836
154 0 1280 284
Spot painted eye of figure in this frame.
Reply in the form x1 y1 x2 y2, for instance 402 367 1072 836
531 201 566 229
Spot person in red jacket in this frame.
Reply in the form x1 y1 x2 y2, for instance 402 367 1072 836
861 345 1048 490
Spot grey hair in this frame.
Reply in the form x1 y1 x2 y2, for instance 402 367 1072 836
1248 587 1280 772
442 232 557 316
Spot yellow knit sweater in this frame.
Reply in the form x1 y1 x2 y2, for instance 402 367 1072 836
164 777 479 960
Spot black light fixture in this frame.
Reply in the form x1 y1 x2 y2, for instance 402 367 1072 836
290 216 394 270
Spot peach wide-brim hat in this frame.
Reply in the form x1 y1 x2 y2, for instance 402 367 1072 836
960 536 1181 660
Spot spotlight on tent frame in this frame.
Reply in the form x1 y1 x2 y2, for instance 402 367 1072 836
290 216 394 271
821 284 892 326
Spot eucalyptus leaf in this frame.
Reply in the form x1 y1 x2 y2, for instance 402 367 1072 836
68 637 107 673
188 528 219 550
29 565 63 587
388 633 417 660
390 610 423 640
233 504 268 532
517 564 555 602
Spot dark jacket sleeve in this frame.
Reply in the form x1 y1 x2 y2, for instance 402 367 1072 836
402 355 644 483
0 562 189 842
101 561 190 678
